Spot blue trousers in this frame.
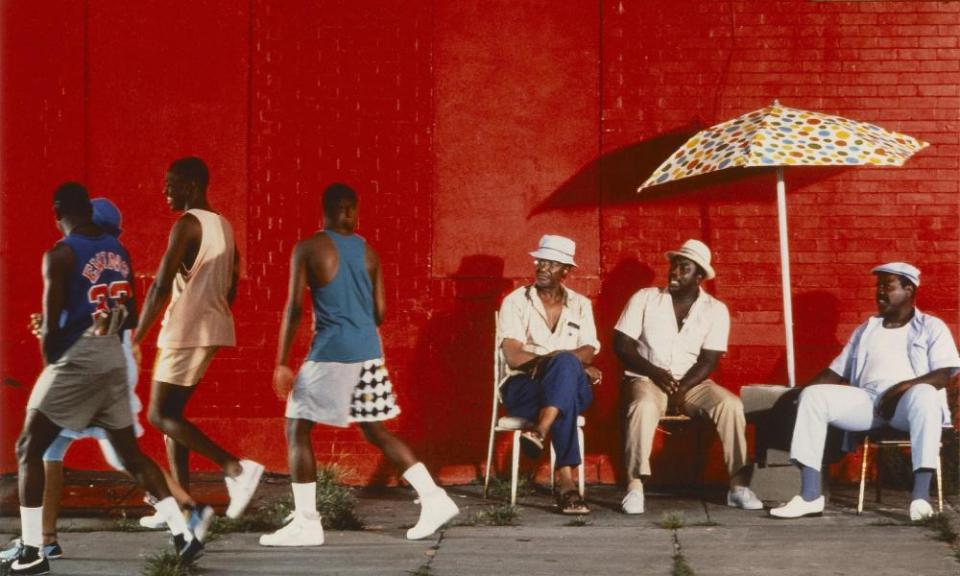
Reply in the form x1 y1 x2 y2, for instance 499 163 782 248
501 352 592 467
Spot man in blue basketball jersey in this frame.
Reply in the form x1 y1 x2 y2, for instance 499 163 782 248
9 183 201 575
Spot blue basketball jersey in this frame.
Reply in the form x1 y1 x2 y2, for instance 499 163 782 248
50 232 133 363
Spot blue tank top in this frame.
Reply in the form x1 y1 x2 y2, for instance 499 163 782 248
307 231 383 362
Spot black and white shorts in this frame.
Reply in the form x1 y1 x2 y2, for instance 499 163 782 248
286 358 401 427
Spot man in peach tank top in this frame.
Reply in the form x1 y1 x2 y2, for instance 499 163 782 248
134 157 263 524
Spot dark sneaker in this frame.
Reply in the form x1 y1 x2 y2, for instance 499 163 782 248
42 541 63 560
174 533 204 564
10 545 50 575
187 504 215 542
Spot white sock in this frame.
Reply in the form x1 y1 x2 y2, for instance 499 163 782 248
155 497 191 540
20 506 43 548
292 482 318 516
402 462 439 499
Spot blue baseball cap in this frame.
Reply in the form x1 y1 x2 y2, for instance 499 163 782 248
91 197 122 237
872 262 920 287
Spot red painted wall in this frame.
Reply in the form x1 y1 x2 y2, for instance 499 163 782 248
2 1 958 487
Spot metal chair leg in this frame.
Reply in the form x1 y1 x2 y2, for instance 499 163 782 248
483 427 496 500
550 443 556 494
510 431 521 505
936 454 943 513
577 426 585 497
857 436 869 515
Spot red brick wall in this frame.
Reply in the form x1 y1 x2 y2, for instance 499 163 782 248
2 0 957 486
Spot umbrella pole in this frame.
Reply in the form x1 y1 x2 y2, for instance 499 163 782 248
776 167 797 388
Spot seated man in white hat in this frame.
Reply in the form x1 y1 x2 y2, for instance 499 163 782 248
498 235 601 515
614 239 761 514
771 262 959 521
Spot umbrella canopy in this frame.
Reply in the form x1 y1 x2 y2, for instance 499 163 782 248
637 101 929 387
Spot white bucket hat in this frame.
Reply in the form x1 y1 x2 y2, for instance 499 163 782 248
872 262 920 287
529 234 577 267
665 239 715 280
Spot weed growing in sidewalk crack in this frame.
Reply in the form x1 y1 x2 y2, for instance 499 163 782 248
913 513 958 544
564 515 591 527
672 552 696 576
659 511 685 529
140 550 198 576
472 504 520 526
486 475 533 500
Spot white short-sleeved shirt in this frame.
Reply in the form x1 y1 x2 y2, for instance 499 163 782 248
614 287 730 380
498 285 600 376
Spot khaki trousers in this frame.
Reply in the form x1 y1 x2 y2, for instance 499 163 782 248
623 376 749 481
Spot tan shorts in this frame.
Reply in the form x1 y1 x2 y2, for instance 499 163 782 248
153 346 219 386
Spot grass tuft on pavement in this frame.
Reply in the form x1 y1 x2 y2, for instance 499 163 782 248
140 550 198 576
659 511 685 530
472 504 521 526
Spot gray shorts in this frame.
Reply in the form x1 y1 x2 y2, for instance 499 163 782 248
286 358 400 427
28 334 133 433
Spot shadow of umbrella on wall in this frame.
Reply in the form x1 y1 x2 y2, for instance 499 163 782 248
637 100 929 387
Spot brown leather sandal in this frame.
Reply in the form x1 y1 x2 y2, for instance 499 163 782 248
557 490 590 515
519 430 544 459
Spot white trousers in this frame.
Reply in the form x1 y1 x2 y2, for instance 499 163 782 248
790 383 942 472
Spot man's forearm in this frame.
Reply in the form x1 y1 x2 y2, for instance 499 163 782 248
678 359 715 393
275 305 302 366
904 367 955 390
134 283 170 345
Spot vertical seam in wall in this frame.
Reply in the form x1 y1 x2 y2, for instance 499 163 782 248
82 0 90 183
246 0 255 279
429 0 436 281
597 0 604 281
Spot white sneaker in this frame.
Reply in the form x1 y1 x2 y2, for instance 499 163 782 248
727 486 763 510
909 499 934 522
259 512 324 547
621 488 645 514
138 512 167 529
225 459 265 519
769 495 824 519
406 490 459 540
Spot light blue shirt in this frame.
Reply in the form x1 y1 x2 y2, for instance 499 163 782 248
829 308 960 425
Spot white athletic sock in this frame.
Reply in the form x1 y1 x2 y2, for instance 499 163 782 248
20 506 43 548
402 462 439 499
292 482 318 516
155 497 191 539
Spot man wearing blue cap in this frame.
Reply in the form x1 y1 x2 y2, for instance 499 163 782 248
771 262 960 521
498 234 601 514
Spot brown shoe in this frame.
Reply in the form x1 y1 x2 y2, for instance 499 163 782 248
519 430 544 459
557 490 590 515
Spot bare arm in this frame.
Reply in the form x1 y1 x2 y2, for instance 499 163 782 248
677 349 722 394
365 245 385 326
133 214 199 346
501 338 595 377
878 367 955 420
40 244 73 365
276 243 307 367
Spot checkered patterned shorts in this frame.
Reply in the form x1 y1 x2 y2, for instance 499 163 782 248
349 359 401 422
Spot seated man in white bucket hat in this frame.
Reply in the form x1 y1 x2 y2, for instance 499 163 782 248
614 239 761 514
771 262 959 521
498 235 601 515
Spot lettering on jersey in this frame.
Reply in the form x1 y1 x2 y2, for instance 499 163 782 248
82 251 130 284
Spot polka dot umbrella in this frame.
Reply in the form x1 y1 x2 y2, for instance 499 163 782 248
637 101 929 387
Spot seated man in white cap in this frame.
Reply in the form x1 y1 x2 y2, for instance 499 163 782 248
771 262 959 521
498 235 601 515
614 239 761 514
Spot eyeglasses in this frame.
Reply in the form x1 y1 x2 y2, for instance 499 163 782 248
534 259 565 271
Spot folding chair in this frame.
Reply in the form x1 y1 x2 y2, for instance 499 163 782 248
482 312 586 505
856 427 946 515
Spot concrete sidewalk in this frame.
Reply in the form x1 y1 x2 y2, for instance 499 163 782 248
1 482 958 575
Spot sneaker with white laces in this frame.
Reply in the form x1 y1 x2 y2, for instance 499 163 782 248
621 488 645 514
259 512 325 547
769 495 825 519
727 486 763 510
9 544 49 575
406 489 460 540
909 499 934 522
225 459 265 519
187 504 216 542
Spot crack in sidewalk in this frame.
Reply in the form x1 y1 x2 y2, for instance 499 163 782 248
407 529 446 575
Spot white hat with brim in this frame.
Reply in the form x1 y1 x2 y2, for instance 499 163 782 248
529 234 577 267
872 262 920 287
665 239 715 280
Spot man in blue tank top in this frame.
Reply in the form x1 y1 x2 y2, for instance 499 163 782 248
10 183 201 575
262 183 459 547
